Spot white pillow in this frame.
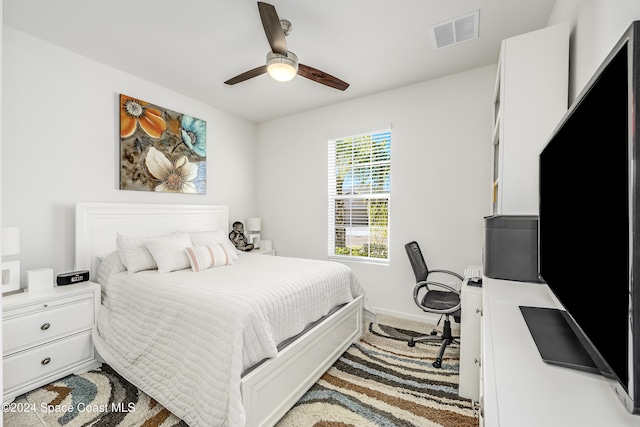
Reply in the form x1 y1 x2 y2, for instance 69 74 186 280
116 232 179 274
98 251 126 279
185 244 234 272
190 230 239 260
145 232 193 273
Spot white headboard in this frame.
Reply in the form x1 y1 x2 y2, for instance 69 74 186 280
75 202 229 279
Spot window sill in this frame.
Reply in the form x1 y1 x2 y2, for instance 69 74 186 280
328 255 389 266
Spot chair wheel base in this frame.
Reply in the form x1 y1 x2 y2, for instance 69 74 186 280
432 359 442 368
408 339 416 347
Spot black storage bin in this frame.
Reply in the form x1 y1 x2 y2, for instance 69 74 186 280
483 215 543 283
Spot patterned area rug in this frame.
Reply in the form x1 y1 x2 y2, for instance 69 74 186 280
16 314 477 427
275 313 478 427
22 364 187 427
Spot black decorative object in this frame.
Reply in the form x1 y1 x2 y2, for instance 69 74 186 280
229 221 254 251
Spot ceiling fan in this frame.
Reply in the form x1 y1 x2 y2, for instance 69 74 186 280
224 2 349 91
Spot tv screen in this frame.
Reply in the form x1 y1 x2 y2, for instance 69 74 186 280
538 23 639 415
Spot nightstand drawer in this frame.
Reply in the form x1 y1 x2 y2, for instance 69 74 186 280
3 292 92 318
3 331 94 392
3 298 94 356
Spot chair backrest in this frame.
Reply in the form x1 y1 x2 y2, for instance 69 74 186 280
405 241 429 283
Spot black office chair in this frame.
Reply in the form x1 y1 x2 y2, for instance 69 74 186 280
404 241 463 368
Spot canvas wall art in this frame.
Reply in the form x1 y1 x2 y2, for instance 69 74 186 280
119 94 206 194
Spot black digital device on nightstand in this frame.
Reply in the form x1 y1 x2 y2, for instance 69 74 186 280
56 270 90 285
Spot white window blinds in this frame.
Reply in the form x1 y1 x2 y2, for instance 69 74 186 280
328 129 391 262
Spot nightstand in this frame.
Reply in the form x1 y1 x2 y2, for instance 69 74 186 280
256 248 276 256
2 282 101 402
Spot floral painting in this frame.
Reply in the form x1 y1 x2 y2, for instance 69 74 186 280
119 94 206 194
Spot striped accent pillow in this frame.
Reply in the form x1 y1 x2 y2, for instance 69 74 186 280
185 244 234 272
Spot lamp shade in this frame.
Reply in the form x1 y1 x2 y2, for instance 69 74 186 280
246 218 262 232
2 227 20 256
266 51 298 82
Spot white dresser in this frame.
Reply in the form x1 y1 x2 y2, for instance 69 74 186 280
481 278 640 426
2 282 101 402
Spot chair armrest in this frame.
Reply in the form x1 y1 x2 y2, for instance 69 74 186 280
413 280 462 314
427 269 464 292
428 269 464 281
416 280 460 294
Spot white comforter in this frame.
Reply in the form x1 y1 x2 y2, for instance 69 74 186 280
92 252 373 427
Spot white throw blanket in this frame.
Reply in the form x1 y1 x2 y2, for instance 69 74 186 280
92 253 373 427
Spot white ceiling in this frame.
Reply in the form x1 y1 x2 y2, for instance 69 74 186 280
3 0 557 123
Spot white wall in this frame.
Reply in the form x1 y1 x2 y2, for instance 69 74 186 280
2 22 496 322
550 0 640 102
1 27 259 287
256 0 640 321
256 66 495 320
7 0 638 320
1 1 4 418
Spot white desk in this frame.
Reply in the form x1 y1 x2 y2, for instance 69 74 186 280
482 278 639 426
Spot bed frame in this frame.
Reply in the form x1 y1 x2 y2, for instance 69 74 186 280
74 202 364 427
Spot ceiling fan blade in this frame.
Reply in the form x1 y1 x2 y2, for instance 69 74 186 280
257 2 287 55
224 65 267 85
298 64 350 91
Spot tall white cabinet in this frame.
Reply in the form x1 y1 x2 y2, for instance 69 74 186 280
491 22 570 215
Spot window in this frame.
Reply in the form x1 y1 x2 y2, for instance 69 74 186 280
328 128 391 263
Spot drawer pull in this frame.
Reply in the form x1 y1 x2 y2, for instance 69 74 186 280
41 323 51 331
41 357 51 365
43 304 48 308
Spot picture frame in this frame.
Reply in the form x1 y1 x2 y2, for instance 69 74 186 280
249 234 261 249
2 260 21 294
119 94 207 194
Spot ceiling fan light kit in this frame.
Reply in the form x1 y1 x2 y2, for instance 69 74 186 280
266 51 298 82
224 2 349 91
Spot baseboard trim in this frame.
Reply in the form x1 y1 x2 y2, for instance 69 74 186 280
372 307 460 332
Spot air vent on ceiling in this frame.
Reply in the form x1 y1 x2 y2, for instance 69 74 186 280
431 10 479 49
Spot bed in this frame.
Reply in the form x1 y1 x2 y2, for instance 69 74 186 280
74 202 374 427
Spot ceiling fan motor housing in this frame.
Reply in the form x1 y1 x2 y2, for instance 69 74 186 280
280 19 292 36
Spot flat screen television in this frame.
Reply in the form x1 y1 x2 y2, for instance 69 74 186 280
534 20 640 415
